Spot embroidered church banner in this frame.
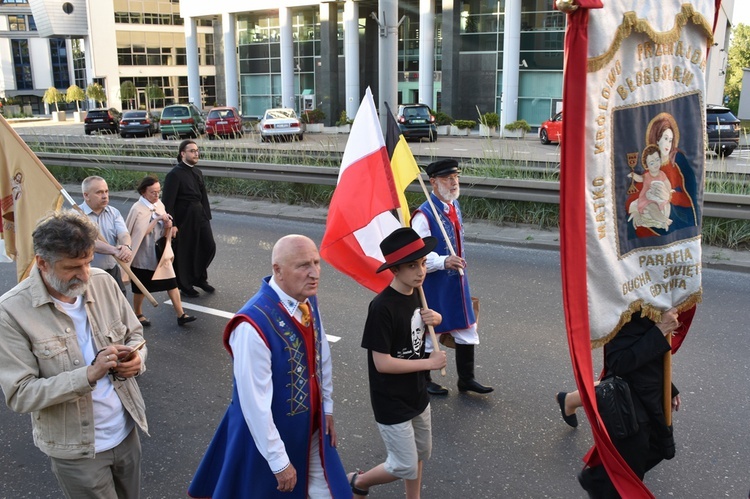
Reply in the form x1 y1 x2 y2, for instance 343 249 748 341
567 2 713 348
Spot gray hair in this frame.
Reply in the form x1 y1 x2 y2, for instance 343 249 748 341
33 210 99 264
81 175 105 194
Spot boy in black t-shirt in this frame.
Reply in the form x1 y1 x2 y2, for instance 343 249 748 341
349 227 448 498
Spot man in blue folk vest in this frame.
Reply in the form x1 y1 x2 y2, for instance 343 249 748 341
411 159 493 396
188 235 349 498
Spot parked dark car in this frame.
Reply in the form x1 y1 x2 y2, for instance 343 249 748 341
206 106 243 139
706 104 740 157
84 108 122 135
539 111 562 145
119 110 159 138
396 103 437 142
160 103 206 139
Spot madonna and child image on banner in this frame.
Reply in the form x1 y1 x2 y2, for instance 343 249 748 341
613 92 703 256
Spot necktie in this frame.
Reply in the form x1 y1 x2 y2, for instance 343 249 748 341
298 302 311 327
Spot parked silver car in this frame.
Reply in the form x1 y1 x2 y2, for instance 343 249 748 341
259 108 303 142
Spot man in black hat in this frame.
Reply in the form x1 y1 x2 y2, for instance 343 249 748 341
411 159 494 395
350 227 447 498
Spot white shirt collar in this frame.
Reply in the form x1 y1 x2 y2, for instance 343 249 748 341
269 276 308 316
138 196 156 211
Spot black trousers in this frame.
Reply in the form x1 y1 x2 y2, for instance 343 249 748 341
584 419 666 498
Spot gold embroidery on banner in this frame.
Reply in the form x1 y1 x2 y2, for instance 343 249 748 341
590 291 703 349
587 5 714 73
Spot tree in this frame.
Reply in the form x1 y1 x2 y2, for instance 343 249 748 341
724 23 750 114
145 84 165 111
43 87 65 112
65 84 85 112
120 81 136 110
86 82 107 107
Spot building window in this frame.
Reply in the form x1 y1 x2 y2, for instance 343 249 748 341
11 39 33 90
2 0 30 4
7 14 36 31
50 38 71 88
8 15 27 31
113 0 200 27
72 38 87 90
237 8 319 117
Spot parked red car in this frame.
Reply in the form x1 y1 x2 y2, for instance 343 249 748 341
206 106 243 139
539 111 562 145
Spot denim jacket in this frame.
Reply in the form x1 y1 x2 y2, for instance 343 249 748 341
0 266 148 459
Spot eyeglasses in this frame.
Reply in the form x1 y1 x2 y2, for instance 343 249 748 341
436 174 460 182
185 148 199 153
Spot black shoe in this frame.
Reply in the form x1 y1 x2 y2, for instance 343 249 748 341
196 281 215 293
457 379 494 394
180 287 199 298
177 313 197 326
557 391 578 428
426 381 449 395
577 468 598 499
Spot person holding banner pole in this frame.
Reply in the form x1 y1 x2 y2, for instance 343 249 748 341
578 309 681 498
81 176 133 297
411 159 493 396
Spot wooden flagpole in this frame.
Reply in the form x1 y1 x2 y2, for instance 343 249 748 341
48 175 158 307
394 204 446 376
663 332 672 426
1 113 157 306
415 175 464 276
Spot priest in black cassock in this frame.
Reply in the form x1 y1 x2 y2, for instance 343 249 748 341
162 139 217 297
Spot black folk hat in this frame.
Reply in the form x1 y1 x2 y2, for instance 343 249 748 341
376 227 437 273
425 158 461 178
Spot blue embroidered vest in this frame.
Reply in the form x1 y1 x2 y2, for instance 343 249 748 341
188 277 349 498
414 193 476 333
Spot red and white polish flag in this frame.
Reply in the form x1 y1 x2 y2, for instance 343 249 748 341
320 88 402 293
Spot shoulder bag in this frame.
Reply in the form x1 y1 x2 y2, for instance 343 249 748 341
595 374 639 439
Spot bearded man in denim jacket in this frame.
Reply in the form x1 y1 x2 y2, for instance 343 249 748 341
0 210 148 499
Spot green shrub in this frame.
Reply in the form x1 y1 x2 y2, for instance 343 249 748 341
480 112 500 128
433 110 453 126
504 119 531 132
301 108 325 124
453 119 476 130
335 110 353 126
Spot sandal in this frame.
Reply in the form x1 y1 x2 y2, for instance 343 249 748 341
137 314 151 327
348 471 368 496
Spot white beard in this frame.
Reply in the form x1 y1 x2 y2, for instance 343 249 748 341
42 269 88 299
437 183 459 202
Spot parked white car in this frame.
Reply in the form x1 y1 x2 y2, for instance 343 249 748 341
259 108 303 142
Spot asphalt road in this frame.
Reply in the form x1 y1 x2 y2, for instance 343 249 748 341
0 201 748 498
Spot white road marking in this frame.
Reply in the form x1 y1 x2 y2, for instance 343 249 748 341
166 300 342 343
453 148 468 151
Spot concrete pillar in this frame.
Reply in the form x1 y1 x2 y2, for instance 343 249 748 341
500 0 521 132
440 0 459 117
222 12 239 109
344 0 360 119
185 17 201 108
319 2 339 126
378 0 398 130
418 0 435 109
279 7 295 111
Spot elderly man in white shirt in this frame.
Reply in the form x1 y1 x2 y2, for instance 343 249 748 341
188 235 350 499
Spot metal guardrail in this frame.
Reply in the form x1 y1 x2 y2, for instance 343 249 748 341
35 152 750 220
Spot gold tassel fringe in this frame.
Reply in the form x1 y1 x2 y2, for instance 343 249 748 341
588 4 714 73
